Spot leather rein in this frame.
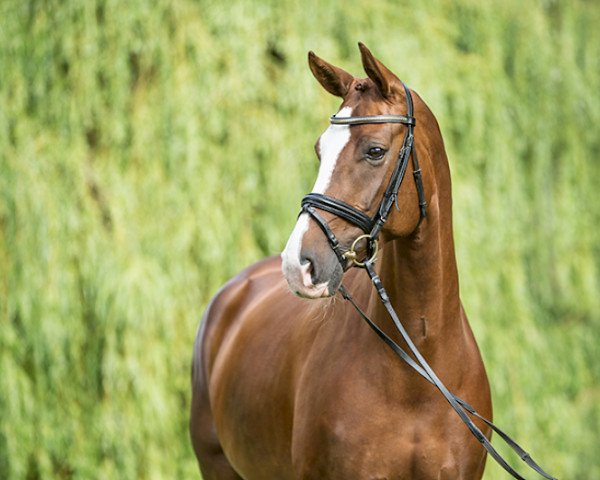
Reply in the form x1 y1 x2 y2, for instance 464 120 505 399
298 83 557 480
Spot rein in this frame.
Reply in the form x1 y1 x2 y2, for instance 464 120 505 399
299 83 557 480
339 271 556 480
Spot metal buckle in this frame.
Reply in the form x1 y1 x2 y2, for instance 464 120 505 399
342 234 379 267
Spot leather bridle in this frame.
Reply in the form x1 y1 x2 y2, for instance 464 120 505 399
300 82 426 268
297 83 557 480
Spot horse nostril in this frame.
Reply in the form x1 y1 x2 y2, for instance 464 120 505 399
299 255 317 286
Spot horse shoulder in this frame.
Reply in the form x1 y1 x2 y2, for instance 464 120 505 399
192 255 283 382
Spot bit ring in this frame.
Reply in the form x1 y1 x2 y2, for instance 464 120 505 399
343 234 379 267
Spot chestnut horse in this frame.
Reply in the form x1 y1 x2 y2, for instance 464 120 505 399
190 44 493 479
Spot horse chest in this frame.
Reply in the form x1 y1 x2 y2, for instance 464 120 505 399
288 348 468 472
216 322 478 479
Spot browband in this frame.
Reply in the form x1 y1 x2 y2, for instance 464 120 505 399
330 114 416 126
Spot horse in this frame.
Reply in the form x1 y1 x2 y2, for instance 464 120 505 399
190 43 493 479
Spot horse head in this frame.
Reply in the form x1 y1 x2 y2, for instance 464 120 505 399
281 43 428 298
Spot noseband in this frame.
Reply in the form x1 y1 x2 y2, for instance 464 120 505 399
296 83 557 480
300 82 427 268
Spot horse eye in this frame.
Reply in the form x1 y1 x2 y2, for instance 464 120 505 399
367 147 386 161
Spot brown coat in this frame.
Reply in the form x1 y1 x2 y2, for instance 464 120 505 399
190 44 492 480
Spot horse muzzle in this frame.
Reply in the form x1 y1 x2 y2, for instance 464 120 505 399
281 214 343 299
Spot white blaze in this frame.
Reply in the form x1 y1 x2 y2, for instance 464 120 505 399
281 107 352 295
312 106 353 194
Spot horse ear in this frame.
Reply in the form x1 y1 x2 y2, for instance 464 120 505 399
308 51 354 98
358 42 400 98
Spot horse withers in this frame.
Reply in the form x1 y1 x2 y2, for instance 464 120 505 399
190 43 492 479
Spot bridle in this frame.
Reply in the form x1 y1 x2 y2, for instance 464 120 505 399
297 83 557 480
300 82 426 268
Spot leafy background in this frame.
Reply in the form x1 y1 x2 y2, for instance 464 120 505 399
1 0 598 478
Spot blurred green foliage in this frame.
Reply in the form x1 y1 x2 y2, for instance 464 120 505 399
0 0 598 478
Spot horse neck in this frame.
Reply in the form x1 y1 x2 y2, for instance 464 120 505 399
372 159 463 351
